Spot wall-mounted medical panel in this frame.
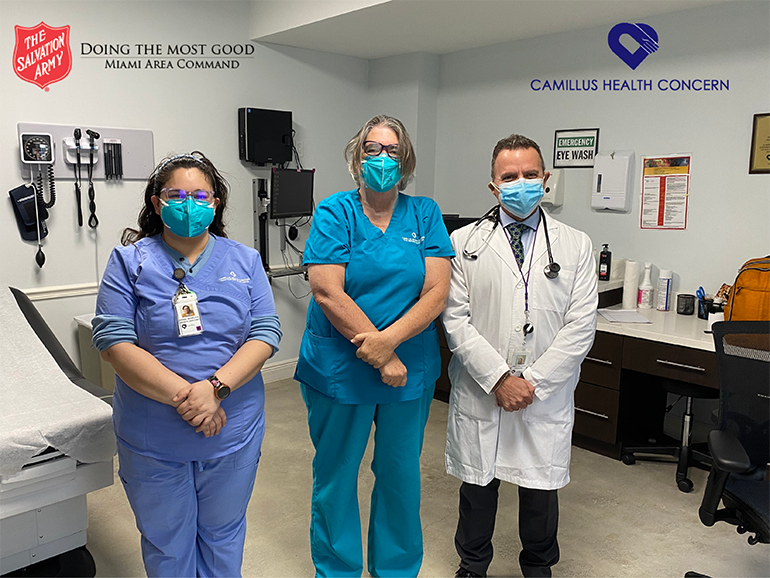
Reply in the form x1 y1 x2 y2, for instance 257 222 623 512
17 122 154 181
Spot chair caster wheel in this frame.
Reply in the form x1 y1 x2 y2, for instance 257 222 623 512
621 454 635 465
678 478 694 493
737 525 748 534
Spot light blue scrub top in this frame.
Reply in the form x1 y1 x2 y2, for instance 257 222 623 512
95 235 278 462
295 189 454 404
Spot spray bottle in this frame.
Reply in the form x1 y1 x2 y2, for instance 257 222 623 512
638 262 654 309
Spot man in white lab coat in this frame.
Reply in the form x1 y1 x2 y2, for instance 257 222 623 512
441 134 598 578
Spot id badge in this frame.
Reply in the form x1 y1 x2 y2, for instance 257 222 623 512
510 347 532 376
173 291 204 337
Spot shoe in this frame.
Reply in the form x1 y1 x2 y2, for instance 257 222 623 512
455 567 485 578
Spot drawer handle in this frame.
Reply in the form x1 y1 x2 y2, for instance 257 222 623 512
575 407 609 420
585 356 613 366
656 359 706 372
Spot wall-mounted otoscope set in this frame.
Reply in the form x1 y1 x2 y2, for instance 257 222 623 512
10 122 155 269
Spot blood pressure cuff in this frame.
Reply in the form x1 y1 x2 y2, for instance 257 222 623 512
9 184 48 241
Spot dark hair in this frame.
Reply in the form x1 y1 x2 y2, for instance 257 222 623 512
490 134 546 178
121 151 229 245
344 115 417 192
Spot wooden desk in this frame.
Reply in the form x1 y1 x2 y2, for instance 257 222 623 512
573 308 717 459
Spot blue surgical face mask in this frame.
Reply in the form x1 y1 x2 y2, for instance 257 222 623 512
160 197 215 238
494 178 544 219
361 155 402 193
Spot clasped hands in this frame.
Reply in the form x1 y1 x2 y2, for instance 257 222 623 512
495 374 535 412
351 330 407 388
173 380 227 438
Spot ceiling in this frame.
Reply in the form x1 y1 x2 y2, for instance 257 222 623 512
253 0 728 60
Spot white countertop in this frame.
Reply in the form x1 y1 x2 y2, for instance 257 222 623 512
597 307 715 352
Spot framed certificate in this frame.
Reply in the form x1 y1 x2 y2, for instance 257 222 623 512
749 113 770 174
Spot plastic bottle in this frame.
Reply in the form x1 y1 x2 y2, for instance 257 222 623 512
638 262 654 308
599 244 611 281
656 269 673 311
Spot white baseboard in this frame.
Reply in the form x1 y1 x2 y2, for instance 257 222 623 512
262 357 297 383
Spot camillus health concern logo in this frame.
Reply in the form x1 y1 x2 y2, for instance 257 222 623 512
608 23 658 70
14 22 72 90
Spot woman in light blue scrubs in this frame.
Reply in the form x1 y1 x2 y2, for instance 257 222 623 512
295 115 454 577
93 152 281 578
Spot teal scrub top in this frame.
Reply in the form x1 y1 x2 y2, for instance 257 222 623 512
295 189 454 404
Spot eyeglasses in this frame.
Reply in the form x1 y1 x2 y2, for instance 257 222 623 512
363 141 400 159
160 188 215 202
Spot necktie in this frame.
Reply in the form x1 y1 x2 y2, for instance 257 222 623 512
505 222 528 268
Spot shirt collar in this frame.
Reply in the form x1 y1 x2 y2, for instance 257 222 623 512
498 205 541 231
161 232 216 269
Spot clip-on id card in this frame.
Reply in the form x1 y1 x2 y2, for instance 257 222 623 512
509 347 532 376
174 291 204 337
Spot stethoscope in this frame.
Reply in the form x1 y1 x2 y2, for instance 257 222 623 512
462 205 561 280
462 205 560 337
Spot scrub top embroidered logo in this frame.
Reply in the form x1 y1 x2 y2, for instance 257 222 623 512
14 22 72 90
608 23 658 70
402 232 425 245
218 271 250 283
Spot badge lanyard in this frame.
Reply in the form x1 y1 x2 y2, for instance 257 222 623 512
172 267 204 337
509 221 539 374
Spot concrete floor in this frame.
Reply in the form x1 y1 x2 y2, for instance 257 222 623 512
86 379 769 577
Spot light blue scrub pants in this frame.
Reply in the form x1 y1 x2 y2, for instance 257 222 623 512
116 430 262 578
301 383 435 578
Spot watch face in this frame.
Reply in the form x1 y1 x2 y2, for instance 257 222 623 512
216 385 231 400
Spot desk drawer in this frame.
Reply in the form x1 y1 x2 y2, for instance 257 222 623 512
580 331 623 390
573 381 619 444
622 337 718 389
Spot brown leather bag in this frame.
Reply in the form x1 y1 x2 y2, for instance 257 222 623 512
725 257 770 321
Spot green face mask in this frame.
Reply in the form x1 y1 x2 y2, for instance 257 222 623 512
160 198 215 237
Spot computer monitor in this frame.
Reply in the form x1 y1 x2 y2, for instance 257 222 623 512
238 107 293 165
442 214 477 235
270 168 315 219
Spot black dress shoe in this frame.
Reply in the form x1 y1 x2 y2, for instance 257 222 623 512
455 567 485 578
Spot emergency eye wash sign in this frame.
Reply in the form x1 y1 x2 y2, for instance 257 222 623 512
13 22 72 90
553 129 599 168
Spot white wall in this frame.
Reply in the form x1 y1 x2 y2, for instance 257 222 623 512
434 1 770 296
0 0 372 364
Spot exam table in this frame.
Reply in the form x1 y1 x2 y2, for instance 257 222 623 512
0 286 115 576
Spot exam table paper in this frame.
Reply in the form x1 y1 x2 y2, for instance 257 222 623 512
0 285 115 478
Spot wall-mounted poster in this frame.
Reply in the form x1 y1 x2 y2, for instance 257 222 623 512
640 155 691 230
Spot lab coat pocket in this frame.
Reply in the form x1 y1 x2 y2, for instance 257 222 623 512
294 329 341 399
530 267 576 313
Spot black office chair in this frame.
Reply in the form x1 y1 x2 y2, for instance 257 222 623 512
697 320 769 545
621 375 719 492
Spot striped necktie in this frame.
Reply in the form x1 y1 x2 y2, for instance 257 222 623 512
505 222 528 268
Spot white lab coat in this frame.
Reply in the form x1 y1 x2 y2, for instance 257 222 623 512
442 210 597 490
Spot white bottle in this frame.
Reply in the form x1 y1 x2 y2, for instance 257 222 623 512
638 262 654 309
656 269 673 311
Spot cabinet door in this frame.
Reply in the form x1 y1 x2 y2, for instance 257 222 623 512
581 331 623 390
574 381 620 444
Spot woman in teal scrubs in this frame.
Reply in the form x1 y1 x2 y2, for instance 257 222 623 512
295 115 453 577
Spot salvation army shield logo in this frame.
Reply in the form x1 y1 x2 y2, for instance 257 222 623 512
14 22 72 90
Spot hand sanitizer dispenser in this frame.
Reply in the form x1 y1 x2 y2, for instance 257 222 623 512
542 169 564 207
592 150 634 212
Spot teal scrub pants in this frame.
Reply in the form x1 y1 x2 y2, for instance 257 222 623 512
301 383 435 578
116 430 262 578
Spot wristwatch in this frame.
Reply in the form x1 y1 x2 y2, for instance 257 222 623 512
208 375 231 400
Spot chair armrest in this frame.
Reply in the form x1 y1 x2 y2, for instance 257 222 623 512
708 430 751 474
